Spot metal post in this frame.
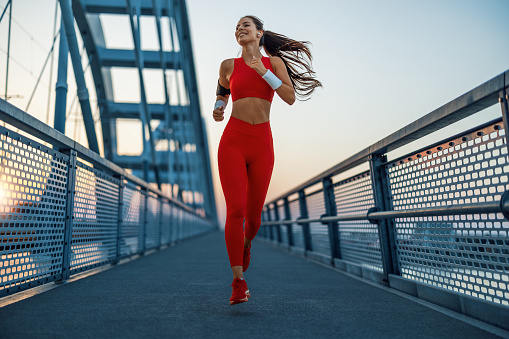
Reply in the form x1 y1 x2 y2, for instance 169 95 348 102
54 18 68 134
168 203 174 244
141 190 148 254
500 87 509 153
177 207 182 242
4 0 12 101
45 1 59 125
265 206 273 240
283 197 293 247
298 190 313 252
57 149 77 283
322 177 340 259
114 176 125 264
58 0 100 154
259 207 265 238
369 154 399 284
261 207 268 239
159 197 164 247
273 202 282 243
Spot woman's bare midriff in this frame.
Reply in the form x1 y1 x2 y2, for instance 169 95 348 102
231 97 271 125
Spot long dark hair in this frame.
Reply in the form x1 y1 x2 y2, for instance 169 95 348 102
243 15 322 100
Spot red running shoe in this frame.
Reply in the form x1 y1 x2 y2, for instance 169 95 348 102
230 278 251 305
243 245 251 272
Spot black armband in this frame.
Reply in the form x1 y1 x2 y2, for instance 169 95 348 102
216 80 231 96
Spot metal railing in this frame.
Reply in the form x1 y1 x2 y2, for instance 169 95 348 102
259 70 509 329
0 99 216 298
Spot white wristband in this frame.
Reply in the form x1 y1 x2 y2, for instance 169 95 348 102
214 100 226 109
262 70 283 90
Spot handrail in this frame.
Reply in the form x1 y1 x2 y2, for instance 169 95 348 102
261 200 505 226
266 70 509 204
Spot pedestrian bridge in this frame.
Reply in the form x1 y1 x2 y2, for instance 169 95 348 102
1 70 509 337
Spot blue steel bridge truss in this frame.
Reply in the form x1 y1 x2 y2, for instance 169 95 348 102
62 0 216 220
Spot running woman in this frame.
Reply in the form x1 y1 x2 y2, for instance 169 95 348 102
212 15 321 305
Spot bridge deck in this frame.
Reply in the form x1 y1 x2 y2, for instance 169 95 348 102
0 232 503 338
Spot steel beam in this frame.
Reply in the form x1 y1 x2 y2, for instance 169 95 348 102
82 0 165 15
3 0 12 101
70 7 116 160
153 0 175 200
126 0 161 188
98 47 178 68
0 0 12 23
171 0 216 220
54 18 69 134
59 0 100 154
106 102 186 120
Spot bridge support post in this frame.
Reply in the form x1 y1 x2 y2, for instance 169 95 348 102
322 177 341 261
54 18 68 134
114 176 125 264
57 149 77 283
369 154 399 284
283 197 294 247
272 202 282 243
298 190 313 252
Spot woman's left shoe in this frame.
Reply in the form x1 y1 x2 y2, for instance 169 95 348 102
230 278 251 305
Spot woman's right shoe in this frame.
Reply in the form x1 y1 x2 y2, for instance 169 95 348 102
230 278 251 305
243 245 251 272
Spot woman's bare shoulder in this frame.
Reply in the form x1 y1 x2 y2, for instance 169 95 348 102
268 56 284 66
220 58 235 72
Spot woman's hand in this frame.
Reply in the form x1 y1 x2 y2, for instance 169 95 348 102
213 106 225 122
250 56 267 76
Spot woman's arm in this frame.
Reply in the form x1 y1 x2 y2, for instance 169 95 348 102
270 57 295 105
213 59 234 122
251 56 295 106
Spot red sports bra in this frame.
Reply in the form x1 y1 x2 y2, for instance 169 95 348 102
229 57 275 103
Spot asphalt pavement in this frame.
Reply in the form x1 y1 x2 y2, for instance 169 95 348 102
0 231 504 338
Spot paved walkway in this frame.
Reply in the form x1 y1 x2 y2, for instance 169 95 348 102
0 232 505 338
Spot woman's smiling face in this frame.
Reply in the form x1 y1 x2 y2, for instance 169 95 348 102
235 17 261 45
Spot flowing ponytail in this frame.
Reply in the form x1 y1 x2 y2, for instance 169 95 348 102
243 15 322 100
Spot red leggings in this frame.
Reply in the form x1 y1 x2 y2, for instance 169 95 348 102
218 117 274 267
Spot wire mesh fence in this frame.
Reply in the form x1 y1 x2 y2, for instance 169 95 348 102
0 102 216 298
259 71 509 315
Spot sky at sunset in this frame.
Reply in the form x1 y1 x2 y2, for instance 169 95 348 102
0 0 508 224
